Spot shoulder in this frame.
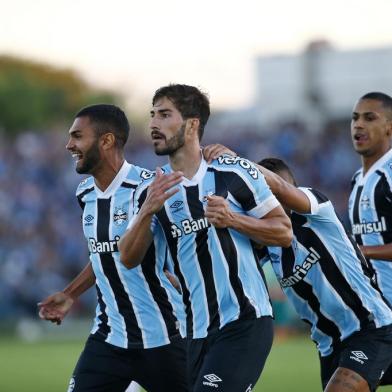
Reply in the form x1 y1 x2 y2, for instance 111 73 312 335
209 155 260 181
76 176 94 197
126 165 156 184
298 187 332 215
350 169 362 189
379 157 392 175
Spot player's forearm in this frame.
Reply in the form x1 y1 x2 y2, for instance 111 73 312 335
63 262 95 299
119 209 153 269
257 164 310 213
360 244 392 261
229 210 292 247
257 164 284 196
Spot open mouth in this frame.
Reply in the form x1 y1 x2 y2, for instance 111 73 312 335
353 134 368 142
71 152 83 162
151 131 165 141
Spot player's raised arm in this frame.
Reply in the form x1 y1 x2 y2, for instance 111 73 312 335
119 168 183 269
256 162 311 214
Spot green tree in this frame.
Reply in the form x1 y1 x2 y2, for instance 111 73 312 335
0 56 122 134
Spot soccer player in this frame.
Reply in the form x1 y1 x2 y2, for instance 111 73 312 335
38 104 188 392
258 157 392 392
349 92 392 386
119 84 293 391
349 92 392 302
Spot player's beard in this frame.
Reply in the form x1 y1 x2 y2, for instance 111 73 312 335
154 123 186 156
76 140 101 174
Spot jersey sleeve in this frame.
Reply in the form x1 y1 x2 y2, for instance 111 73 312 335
297 187 331 216
222 157 280 218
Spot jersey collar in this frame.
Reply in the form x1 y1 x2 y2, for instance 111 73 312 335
94 160 132 198
164 151 207 186
359 148 392 185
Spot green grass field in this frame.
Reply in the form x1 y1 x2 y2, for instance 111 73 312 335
1 336 391 391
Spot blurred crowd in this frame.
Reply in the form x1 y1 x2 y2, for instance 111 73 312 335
0 119 361 324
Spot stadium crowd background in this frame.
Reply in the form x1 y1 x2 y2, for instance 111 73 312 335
0 117 358 328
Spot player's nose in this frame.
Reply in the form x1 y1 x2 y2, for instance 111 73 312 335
66 138 74 150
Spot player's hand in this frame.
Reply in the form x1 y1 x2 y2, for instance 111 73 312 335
205 195 235 228
141 168 183 215
37 292 74 325
202 144 237 164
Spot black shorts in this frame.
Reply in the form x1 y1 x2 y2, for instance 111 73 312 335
320 324 392 391
187 316 273 392
68 335 188 392
379 361 392 385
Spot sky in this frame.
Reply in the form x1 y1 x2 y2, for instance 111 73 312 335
1 0 392 110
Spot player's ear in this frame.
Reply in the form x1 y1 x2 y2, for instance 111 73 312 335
101 133 116 150
186 118 200 137
386 114 392 137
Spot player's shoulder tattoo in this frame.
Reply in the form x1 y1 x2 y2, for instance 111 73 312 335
215 155 259 180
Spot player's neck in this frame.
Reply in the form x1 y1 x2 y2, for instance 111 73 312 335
361 145 390 175
93 155 125 192
169 143 202 180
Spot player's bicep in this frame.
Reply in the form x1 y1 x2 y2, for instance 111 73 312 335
282 186 312 214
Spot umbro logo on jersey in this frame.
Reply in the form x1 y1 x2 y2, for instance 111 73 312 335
203 374 222 388
350 351 368 365
170 200 184 213
84 215 94 226
170 201 183 209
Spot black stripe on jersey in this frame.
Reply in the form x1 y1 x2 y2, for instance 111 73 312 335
185 185 220 332
281 246 296 278
351 171 361 191
253 247 274 312
155 205 194 336
352 185 364 245
77 187 94 210
96 198 143 345
214 228 258 319
208 168 257 211
121 182 138 189
279 241 342 345
293 280 341 348
140 243 180 340
292 213 376 328
212 169 258 318
375 171 392 244
94 284 111 339
345 229 392 310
